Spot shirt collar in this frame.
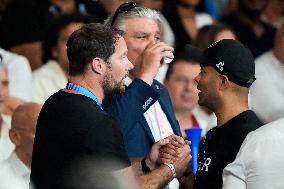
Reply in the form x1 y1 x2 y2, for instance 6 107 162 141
124 77 133 87
8 152 30 178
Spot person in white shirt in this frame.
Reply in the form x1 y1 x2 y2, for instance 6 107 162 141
222 118 284 189
32 14 85 103
0 103 42 189
0 60 15 162
0 48 32 111
250 20 284 124
0 113 14 162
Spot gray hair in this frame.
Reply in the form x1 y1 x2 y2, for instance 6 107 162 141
104 6 162 32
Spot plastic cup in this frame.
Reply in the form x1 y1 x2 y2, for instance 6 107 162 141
185 128 202 174
162 51 173 64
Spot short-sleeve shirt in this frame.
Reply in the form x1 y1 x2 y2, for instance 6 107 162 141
30 90 130 189
194 110 262 189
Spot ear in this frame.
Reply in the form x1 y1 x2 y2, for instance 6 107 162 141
90 57 106 75
218 75 230 91
9 129 21 146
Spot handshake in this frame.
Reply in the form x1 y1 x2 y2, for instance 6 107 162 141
143 135 192 179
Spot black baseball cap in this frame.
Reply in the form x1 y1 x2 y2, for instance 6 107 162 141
185 39 256 88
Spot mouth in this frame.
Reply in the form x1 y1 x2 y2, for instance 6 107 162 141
182 92 193 99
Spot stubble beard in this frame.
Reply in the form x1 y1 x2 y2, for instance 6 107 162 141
198 92 219 113
102 73 127 97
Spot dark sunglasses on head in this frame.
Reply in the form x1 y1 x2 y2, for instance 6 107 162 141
110 2 140 26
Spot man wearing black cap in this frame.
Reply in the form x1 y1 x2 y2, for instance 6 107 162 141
180 39 263 189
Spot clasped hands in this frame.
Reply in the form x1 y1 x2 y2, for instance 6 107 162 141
147 135 192 178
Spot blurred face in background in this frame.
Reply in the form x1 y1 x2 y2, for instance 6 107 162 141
177 0 200 7
214 29 236 43
165 61 200 113
139 0 163 10
0 69 9 112
239 0 268 18
51 0 76 14
52 22 83 73
99 0 129 14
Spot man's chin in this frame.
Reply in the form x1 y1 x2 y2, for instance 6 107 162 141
197 99 205 107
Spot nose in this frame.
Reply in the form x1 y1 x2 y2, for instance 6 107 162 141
126 58 134 71
194 74 201 85
149 35 159 44
185 79 197 91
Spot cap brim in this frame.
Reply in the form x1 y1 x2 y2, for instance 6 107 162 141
184 44 209 66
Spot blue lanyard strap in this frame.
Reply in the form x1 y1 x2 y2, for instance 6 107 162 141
66 82 103 110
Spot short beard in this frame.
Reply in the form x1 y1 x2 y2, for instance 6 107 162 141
102 72 126 97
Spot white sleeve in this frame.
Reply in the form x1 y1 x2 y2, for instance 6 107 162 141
222 136 249 189
7 55 33 101
32 71 46 104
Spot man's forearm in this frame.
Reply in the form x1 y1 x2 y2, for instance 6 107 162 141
137 165 173 189
131 160 173 189
131 158 156 176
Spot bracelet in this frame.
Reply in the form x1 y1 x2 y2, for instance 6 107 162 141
141 157 151 173
163 163 177 178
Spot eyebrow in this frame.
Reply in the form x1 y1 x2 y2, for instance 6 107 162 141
134 32 150 35
134 31 161 36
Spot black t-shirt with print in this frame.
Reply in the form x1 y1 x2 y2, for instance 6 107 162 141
194 110 263 189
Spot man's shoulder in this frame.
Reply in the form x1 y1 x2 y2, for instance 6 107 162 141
232 110 262 133
242 110 262 126
44 91 107 117
249 118 284 140
152 79 169 94
33 61 62 78
40 91 118 136
221 111 262 140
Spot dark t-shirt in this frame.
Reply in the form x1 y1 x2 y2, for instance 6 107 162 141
30 90 130 189
194 110 262 189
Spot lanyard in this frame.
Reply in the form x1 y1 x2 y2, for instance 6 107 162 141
66 82 103 110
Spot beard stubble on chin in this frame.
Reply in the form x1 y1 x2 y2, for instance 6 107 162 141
102 73 128 97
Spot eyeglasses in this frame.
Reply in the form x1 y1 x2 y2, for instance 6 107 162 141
110 2 139 26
